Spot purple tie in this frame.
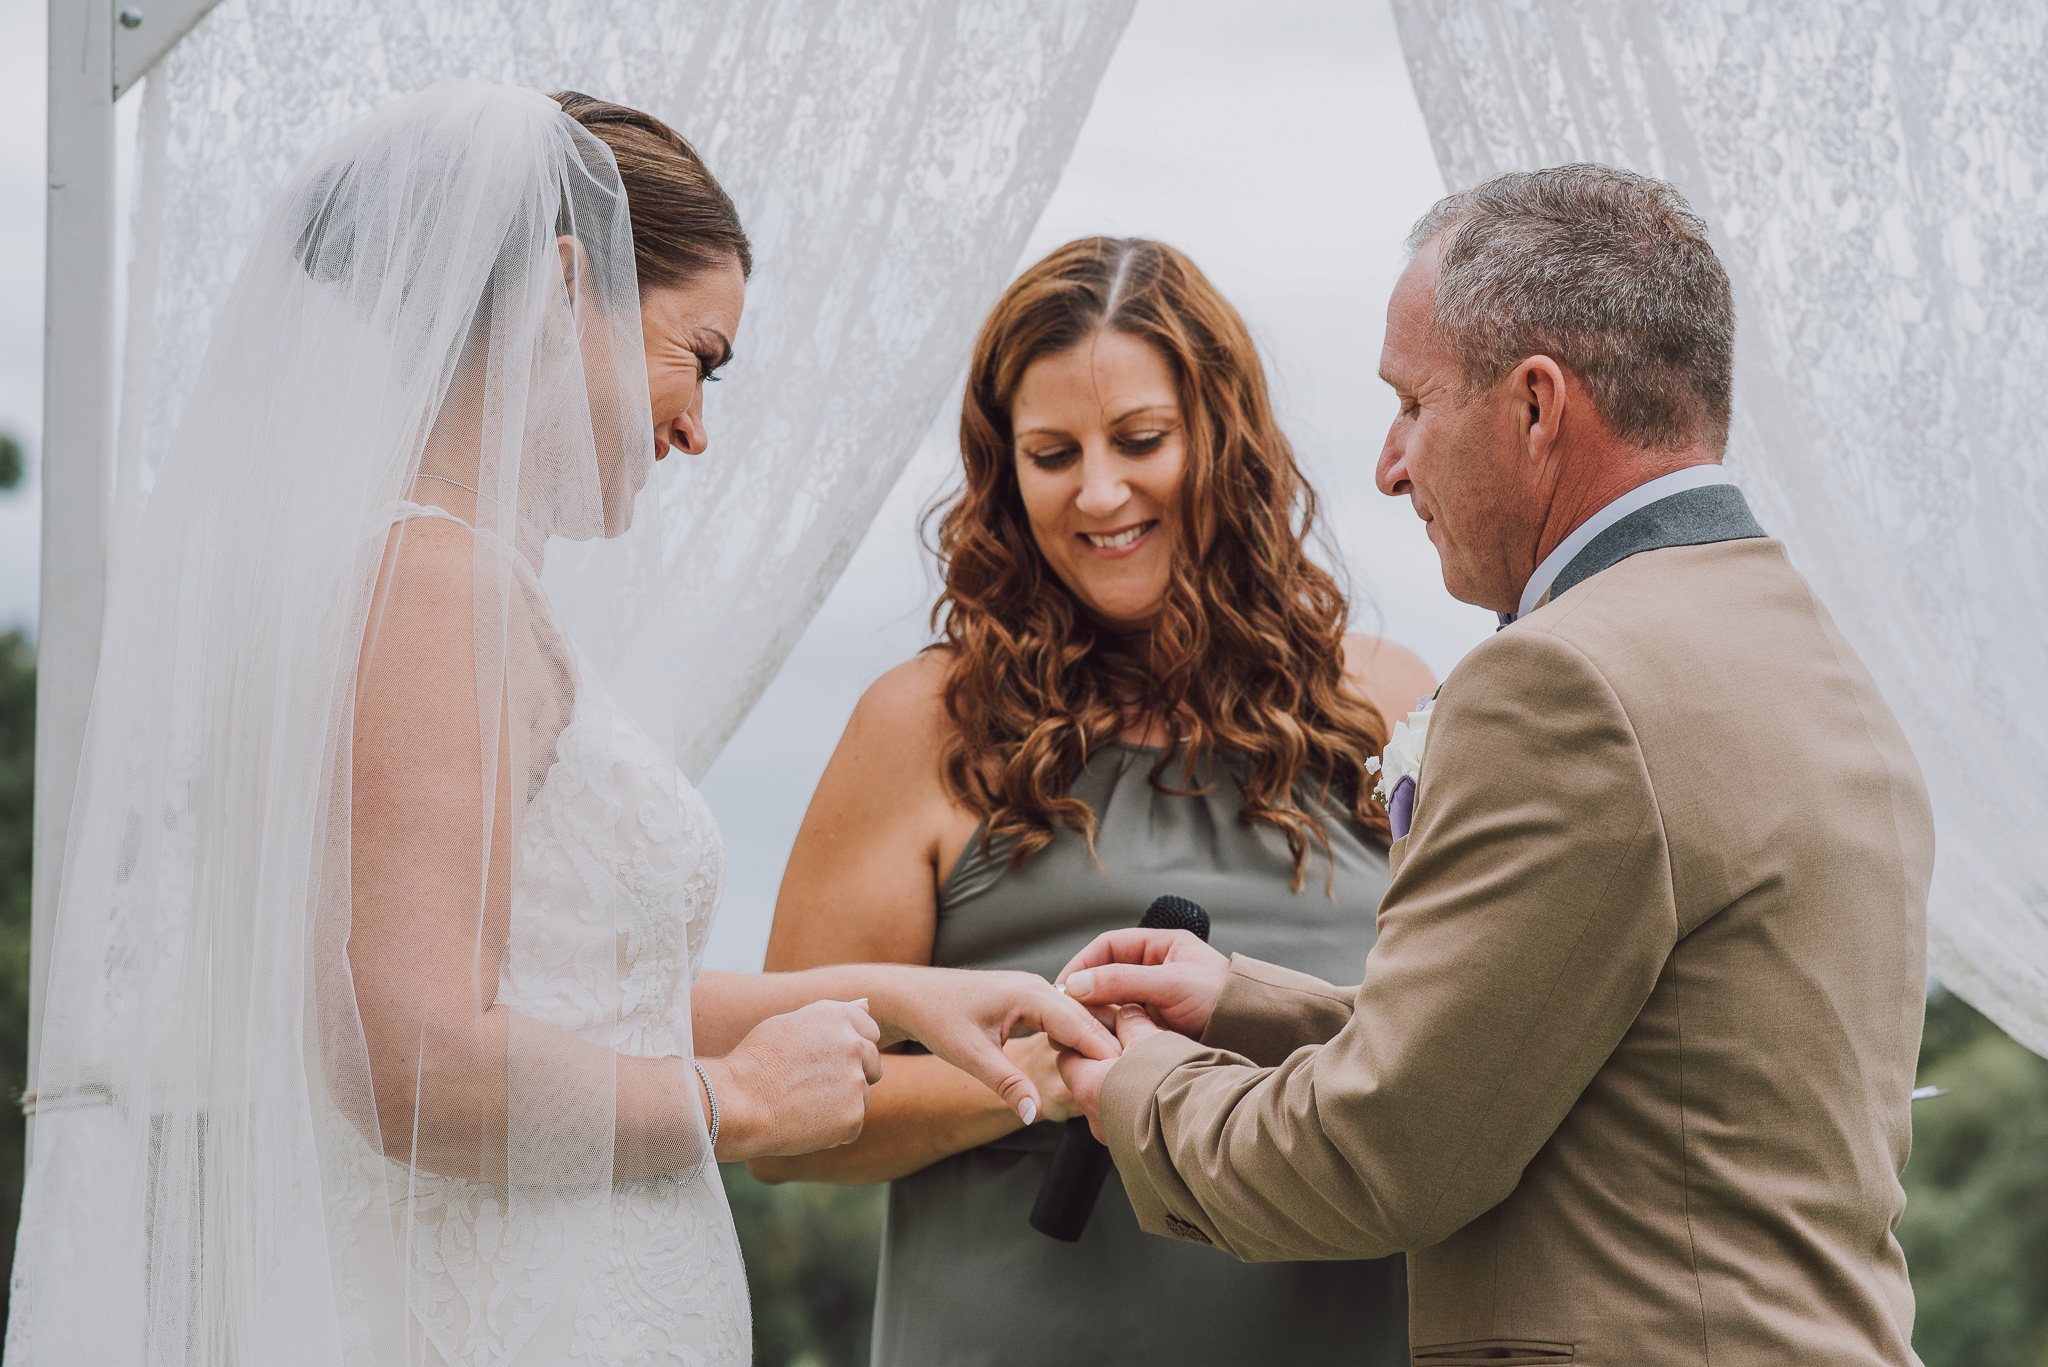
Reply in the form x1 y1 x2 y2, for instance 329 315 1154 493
1497 611 1517 631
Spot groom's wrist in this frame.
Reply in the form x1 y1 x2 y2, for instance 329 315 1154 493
1097 1029 1214 1162
1198 955 1356 1068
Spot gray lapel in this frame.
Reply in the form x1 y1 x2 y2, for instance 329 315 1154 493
1551 484 1767 602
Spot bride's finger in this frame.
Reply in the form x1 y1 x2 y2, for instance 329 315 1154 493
942 1032 1043 1125
1028 985 1121 1060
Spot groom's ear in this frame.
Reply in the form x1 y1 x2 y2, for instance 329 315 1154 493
1513 355 1571 471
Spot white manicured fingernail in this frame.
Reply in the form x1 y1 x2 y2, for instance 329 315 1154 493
1019 1098 1038 1125
1066 971 1094 999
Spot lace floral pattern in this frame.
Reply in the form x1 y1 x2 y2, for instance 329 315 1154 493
122 0 1134 782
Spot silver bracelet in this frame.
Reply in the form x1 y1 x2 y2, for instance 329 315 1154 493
693 1059 721 1152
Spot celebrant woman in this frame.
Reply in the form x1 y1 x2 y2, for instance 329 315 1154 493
754 237 1432 1366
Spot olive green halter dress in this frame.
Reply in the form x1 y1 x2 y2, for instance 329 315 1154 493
871 743 1408 1367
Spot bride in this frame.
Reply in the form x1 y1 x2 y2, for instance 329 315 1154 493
8 81 1113 1367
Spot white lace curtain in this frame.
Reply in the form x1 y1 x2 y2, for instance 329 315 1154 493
117 0 1135 777
1390 0 2048 1056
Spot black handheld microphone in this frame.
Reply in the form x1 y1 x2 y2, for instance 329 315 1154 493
1029 894 1211 1243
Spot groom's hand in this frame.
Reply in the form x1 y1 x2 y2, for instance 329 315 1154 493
1058 1005 1162 1140
1056 928 1231 1038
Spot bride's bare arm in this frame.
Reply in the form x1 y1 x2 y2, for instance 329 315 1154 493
348 521 879 1180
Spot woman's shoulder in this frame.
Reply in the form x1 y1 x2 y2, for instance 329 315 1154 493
854 648 956 735
826 648 963 793
1340 632 1438 725
789 647 975 884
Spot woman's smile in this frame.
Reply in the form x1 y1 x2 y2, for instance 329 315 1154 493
1080 519 1159 556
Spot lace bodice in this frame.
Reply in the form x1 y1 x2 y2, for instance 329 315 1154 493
323 506 750 1367
501 648 721 1061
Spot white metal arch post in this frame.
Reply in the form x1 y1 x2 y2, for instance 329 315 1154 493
32 0 221 1159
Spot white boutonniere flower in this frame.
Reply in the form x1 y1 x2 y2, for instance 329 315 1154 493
1366 692 1436 805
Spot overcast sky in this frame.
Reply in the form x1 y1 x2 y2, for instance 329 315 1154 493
0 0 1496 973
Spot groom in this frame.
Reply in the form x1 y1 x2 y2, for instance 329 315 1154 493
1057 166 1932 1365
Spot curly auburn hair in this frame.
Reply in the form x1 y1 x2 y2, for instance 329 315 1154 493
931 237 1391 889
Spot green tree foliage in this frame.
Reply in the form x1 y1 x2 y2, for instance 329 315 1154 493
0 632 33 1333
0 435 22 492
720 1163 885 1367
1902 985 2048 1367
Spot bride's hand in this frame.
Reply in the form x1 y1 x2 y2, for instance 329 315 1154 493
863 966 1119 1126
1005 1032 1079 1124
701 999 883 1160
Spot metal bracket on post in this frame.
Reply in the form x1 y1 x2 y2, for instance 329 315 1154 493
112 0 224 98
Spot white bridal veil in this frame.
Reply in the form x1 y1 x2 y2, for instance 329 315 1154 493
15 81 689 1363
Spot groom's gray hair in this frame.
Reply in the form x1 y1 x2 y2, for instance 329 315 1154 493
1406 164 1734 451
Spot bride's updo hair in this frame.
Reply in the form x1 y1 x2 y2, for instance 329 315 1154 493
551 91 752 289
934 237 1393 887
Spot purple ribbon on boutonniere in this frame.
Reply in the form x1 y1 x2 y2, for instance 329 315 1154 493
1368 690 1436 844
1388 775 1416 841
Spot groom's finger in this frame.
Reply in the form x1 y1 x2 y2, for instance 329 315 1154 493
1056 928 1185 982
1060 963 1180 1011
1115 1003 1163 1050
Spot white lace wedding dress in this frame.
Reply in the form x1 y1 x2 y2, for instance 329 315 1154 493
321 504 751 1367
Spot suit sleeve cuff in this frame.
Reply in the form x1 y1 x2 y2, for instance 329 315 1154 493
1199 954 1358 1067
1098 1028 1225 1247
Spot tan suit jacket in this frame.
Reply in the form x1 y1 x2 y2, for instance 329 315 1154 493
1101 537 1933 1366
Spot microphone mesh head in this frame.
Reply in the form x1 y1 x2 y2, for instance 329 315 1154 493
1140 894 1211 942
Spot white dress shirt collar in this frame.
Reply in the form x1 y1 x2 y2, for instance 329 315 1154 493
1516 464 1731 618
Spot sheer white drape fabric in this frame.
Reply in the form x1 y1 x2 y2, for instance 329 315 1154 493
17 7 1133 1362
1390 0 2048 1058
116 0 1135 778
13 81 712 1366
